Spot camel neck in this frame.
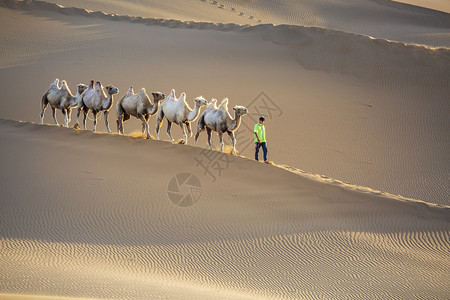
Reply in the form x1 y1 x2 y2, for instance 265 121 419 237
103 93 114 110
149 99 161 115
187 103 201 121
229 112 242 131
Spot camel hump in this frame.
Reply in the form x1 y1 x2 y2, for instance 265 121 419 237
219 98 228 110
50 78 60 89
138 88 148 98
95 81 102 90
168 89 176 100
89 80 94 88
60 80 72 95
178 92 186 102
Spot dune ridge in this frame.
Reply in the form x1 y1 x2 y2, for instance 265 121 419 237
1 118 448 211
0 118 449 299
1 0 449 49
374 0 450 15
1 0 449 81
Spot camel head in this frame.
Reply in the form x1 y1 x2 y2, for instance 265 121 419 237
194 96 207 107
232 106 248 117
151 92 165 102
105 85 119 95
77 83 88 95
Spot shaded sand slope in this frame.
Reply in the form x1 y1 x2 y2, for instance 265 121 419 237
0 2 448 204
0 119 449 299
39 0 450 46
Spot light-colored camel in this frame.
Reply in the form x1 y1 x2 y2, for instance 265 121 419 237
75 80 119 132
40 79 87 127
116 86 165 139
195 98 248 154
156 89 207 144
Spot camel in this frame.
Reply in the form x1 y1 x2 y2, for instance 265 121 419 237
156 89 207 144
40 79 87 127
116 86 165 139
75 80 119 132
194 98 248 154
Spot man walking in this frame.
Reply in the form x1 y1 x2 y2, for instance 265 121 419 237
254 116 269 163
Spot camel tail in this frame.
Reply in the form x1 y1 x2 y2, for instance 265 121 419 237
40 92 49 123
41 92 49 108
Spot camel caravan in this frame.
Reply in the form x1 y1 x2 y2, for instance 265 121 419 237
40 79 249 154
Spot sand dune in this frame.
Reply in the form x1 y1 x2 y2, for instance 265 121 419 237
0 0 448 204
0 119 449 299
0 0 449 298
35 0 450 47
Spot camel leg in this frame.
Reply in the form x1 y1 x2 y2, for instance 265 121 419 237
143 115 150 137
104 111 111 133
185 122 193 144
218 131 224 152
116 112 123 134
206 128 212 150
137 113 150 139
194 127 204 146
179 123 187 144
166 121 175 142
156 119 161 140
61 108 68 128
93 111 98 132
40 93 48 124
66 108 72 125
51 107 59 126
75 108 81 128
228 131 236 155
82 108 88 130
156 109 164 140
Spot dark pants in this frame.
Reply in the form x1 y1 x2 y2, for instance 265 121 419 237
255 142 268 161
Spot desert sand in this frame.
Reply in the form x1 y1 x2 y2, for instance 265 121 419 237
0 0 449 299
